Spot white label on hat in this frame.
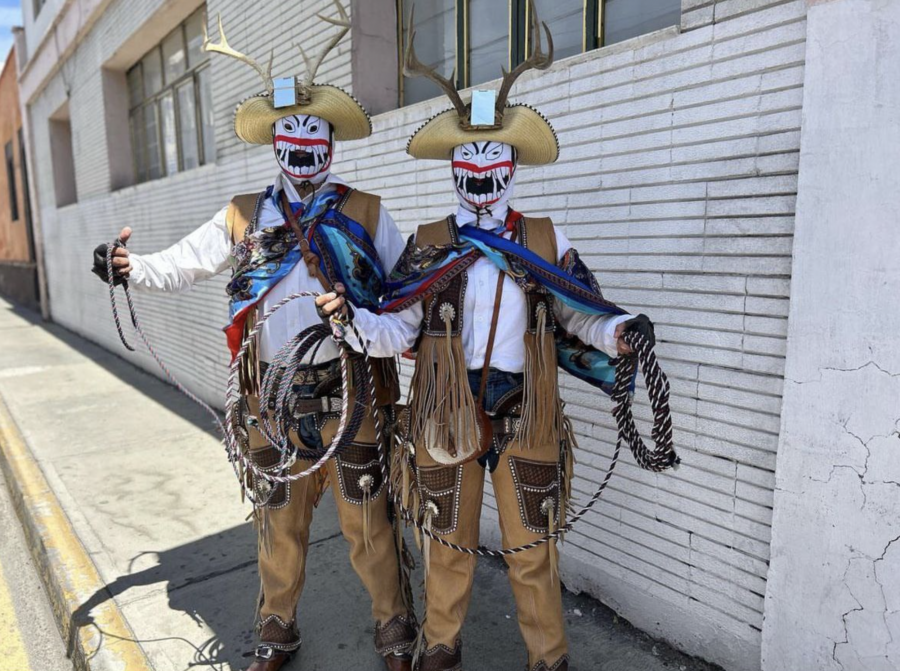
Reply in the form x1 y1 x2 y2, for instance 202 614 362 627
470 89 496 126
273 77 297 108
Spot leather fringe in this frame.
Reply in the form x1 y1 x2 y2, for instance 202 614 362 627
239 307 260 396
517 304 562 447
409 333 480 464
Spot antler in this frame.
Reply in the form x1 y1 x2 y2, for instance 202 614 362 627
403 5 468 121
203 15 274 93
297 0 351 87
495 0 554 112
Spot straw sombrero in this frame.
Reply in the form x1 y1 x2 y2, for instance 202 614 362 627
234 86 371 145
403 0 558 165
204 2 370 145
407 103 558 165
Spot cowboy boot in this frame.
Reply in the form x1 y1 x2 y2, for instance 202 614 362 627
375 614 417 671
246 616 301 671
246 646 294 671
529 657 569 671
417 639 462 671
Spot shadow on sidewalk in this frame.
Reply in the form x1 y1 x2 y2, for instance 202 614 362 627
68 523 260 670
5 301 224 439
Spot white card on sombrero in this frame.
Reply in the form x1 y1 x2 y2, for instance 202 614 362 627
470 90 496 127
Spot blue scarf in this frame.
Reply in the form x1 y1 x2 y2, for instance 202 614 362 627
382 215 630 394
224 185 384 358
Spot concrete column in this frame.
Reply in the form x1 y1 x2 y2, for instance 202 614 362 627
762 1 900 670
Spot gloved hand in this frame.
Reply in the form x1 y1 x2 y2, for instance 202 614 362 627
622 313 656 349
314 282 353 323
91 227 133 286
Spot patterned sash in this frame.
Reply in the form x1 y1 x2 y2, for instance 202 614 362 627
224 185 385 358
382 212 630 394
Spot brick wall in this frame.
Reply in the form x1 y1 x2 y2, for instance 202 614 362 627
25 1 808 669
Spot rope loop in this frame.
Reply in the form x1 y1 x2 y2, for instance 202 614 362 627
379 326 678 558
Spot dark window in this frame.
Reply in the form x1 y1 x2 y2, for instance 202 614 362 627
399 0 681 106
4 141 18 222
17 128 36 263
33 0 46 18
126 7 215 184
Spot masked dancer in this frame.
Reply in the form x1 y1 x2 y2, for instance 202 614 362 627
91 4 416 670
315 4 670 670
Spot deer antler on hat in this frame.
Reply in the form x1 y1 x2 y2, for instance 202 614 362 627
404 0 553 130
202 1 372 145
404 0 559 165
203 15 275 93
296 0 351 101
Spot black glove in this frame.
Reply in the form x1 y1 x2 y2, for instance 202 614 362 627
316 299 354 324
622 313 655 349
91 243 127 286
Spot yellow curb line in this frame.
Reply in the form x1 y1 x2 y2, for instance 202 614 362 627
0 394 155 671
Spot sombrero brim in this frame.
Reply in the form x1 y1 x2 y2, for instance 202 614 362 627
407 104 559 165
234 84 372 144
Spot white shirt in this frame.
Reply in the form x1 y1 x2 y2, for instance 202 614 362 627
350 204 631 371
128 172 409 363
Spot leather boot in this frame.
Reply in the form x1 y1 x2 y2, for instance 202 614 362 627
418 639 462 671
375 614 417 671
246 617 301 671
245 646 294 671
529 656 569 671
383 651 413 671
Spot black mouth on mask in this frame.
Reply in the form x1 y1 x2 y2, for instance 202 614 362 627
287 149 317 169
452 164 513 205
465 176 494 196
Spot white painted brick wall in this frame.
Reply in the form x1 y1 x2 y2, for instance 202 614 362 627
26 1 809 669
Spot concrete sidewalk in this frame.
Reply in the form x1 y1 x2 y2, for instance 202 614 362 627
0 298 721 671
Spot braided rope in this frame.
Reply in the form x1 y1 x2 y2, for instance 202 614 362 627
105 241 226 436
380 329 678 557
104 239 379 497
106 235 675 551
223 293 378 485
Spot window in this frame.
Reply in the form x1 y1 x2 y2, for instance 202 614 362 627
33 0 46 18
48 103 78 208
18 128 36 262
126 8 215 184
399 0 681 106
4 141 18 221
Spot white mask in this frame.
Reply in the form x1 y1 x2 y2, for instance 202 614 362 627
273 114 333 185
451 141 517 214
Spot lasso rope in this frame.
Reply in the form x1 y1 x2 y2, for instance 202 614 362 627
104 239 380 503
105 240 226 435
222 293 380 487
379 328 679 558
106 236 676 553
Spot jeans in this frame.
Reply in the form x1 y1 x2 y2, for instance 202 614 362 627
268 359 340 454
467 367 524 471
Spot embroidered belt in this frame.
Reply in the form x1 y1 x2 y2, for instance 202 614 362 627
292 396 343 416
491 415 522 437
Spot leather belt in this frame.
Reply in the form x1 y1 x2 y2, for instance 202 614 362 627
491 415 521 437
292 396 342 416
259 361 336 386
294 366 336 386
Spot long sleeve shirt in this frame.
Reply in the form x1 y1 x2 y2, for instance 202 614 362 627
349 205 632 371
128 172 409 363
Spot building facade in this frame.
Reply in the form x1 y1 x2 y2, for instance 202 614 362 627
14 1 899 670
0 49 38 311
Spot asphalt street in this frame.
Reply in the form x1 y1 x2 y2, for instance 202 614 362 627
0 468 72 671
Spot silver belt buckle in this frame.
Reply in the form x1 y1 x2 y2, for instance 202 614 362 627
321 397 341 413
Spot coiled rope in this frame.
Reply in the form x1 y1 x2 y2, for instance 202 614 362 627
104 239 379 505
379 328 679 558
106 236 676 553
